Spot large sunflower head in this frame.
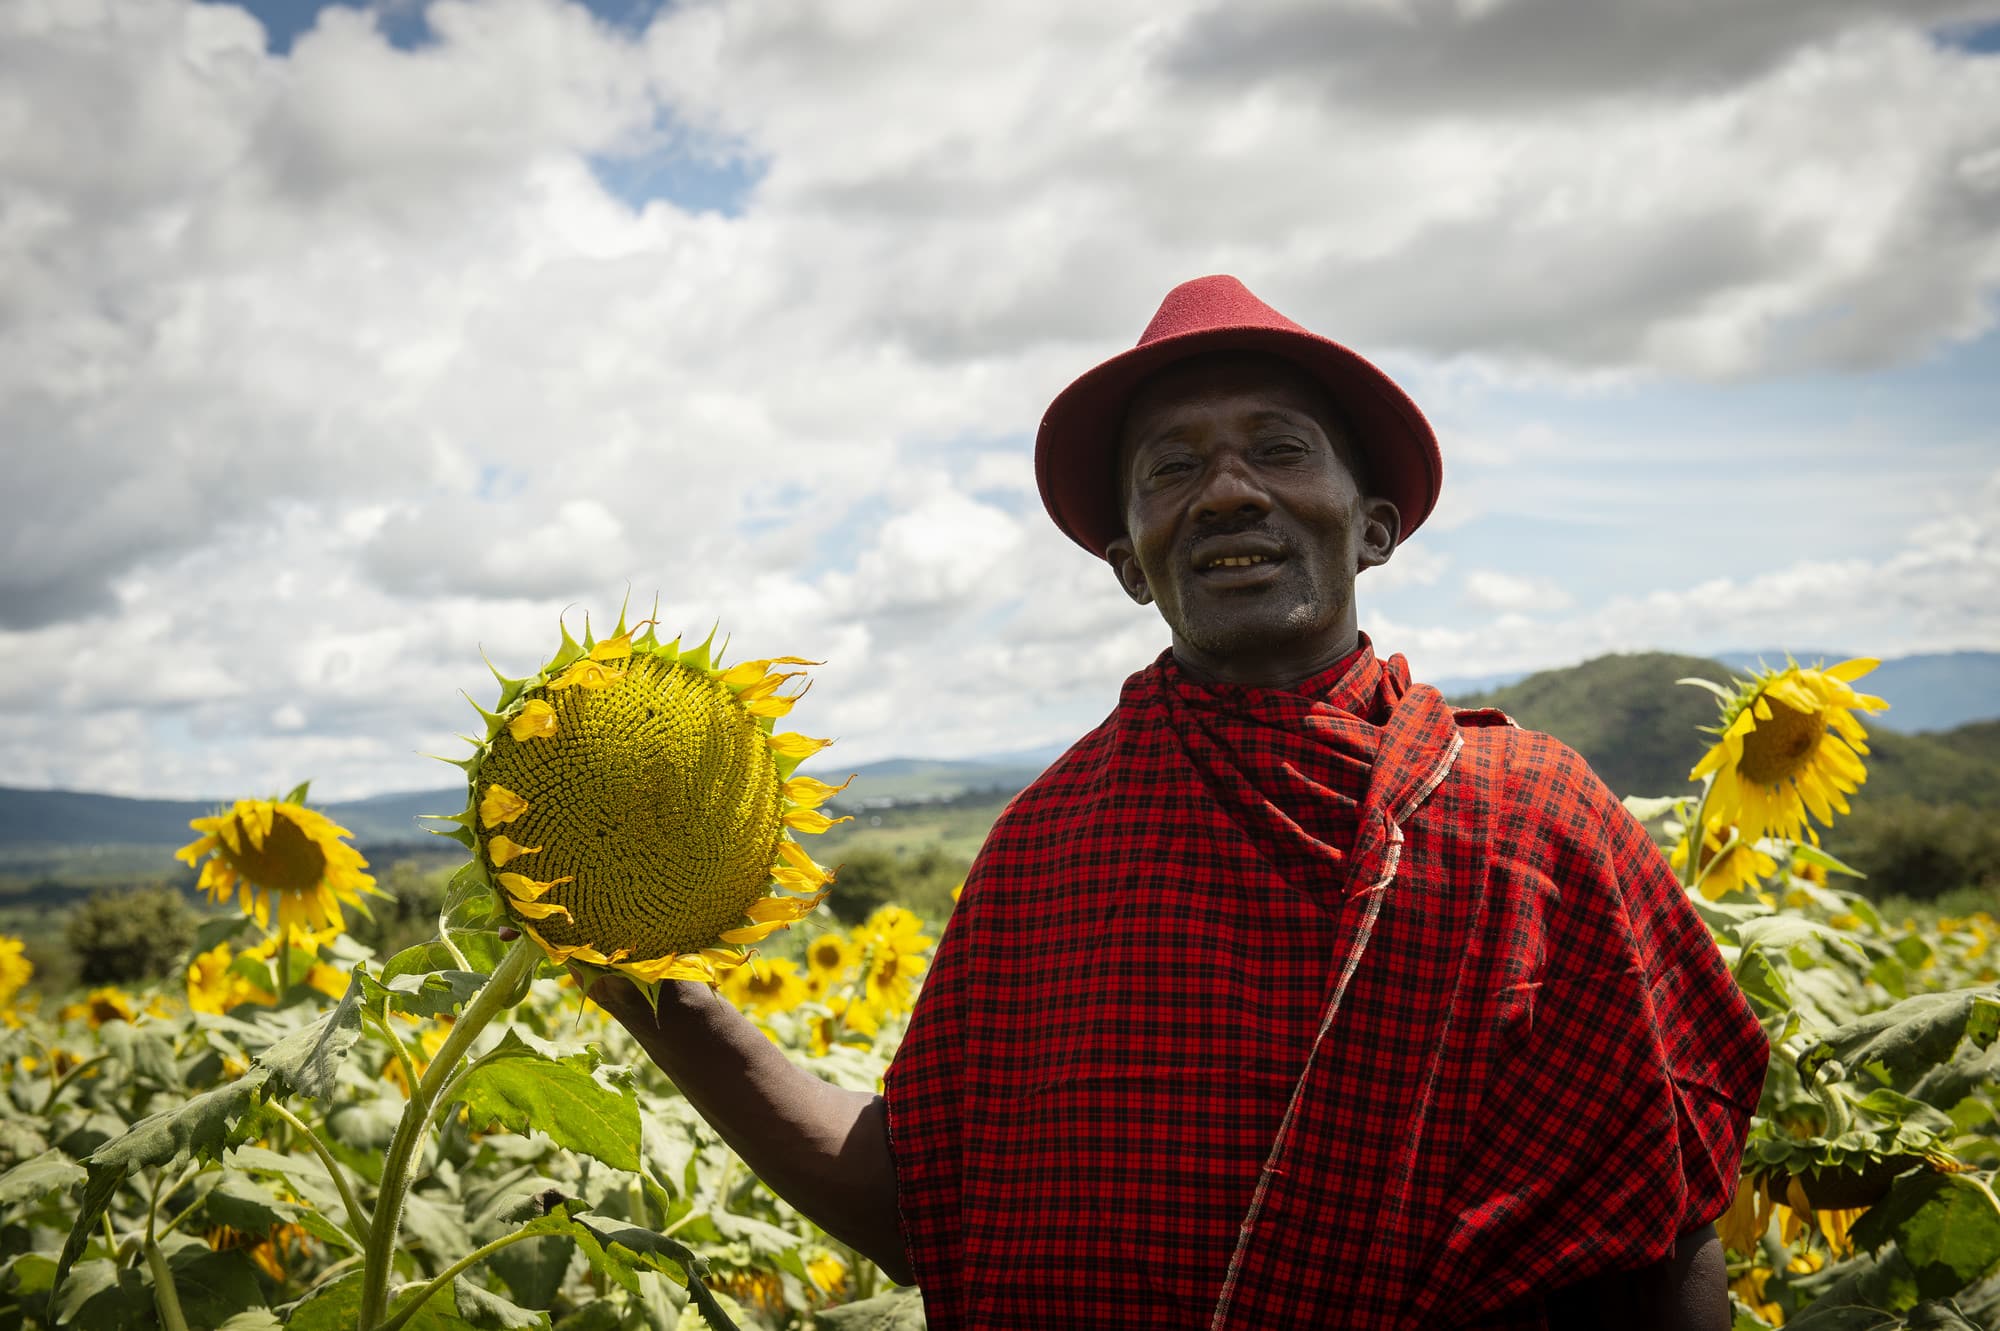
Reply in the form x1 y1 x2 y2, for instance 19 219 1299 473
177 784 380 934
433 609 848 993
1688 658 1888 845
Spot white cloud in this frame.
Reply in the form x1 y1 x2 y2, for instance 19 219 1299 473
1460 569 1574 613
0 0 1996 798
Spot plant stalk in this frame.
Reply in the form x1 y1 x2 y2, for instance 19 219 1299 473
1680 780 1716 893
357 936 539 1331
374 1224 552 1331
144 1238 191 1331
267 1099 372 1241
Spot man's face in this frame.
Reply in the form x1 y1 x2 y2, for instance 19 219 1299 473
1105 354 1399 687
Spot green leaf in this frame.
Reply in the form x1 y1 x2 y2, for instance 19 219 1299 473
258 979 364 1099
284 780 312 806
289 1269 481 1331
55 1068 273 1287
53 1247 266 1331
1621 795 1686 823
453 1275 551 1330
385 932 510 986
201 1174 300 1232
447 1033 641 1173
1800 988 2000 1087
224 1144 352 1223
513 1203 739 1331
0 1149 84 1209
817 1288 929 1330
1852 1173 2000 1300
1789 841 1866 879
217 1312 285 1331
1738 915 1867 961
362 966 491 1020
1736 946 1792 1014
95 1020 182 1089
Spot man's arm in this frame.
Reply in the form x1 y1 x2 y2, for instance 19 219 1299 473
589 976 914 1285
1544 1224 1728 1331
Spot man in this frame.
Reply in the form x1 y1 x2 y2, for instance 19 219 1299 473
596 276 1768 1329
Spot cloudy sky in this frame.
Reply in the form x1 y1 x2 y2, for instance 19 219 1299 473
5 0 1999 801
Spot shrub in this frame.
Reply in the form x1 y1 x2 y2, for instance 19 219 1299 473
63 884 197 984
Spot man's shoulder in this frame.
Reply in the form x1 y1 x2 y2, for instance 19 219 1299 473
1438 707 1619 825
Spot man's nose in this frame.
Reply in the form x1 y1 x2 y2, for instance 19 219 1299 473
1192 452 1270 520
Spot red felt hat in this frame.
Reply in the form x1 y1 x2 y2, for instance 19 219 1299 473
1034 274 1442 558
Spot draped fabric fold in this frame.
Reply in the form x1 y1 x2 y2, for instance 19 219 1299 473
886 638 1766 1330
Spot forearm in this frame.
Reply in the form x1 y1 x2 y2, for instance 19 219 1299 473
1545 1224 1727 1331
592 977 912 1283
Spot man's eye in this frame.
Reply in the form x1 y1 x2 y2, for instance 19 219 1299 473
1148 458 1194 479
1261 437 1308 457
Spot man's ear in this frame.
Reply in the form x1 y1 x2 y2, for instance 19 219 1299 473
1357 497 1400 572
1104 535 1153 606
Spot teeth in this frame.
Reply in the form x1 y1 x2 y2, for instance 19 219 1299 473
1207 555 1269 569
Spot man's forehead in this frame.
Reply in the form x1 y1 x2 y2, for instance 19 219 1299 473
1121 351 1341 443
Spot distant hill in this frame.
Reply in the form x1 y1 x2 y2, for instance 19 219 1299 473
0 750 1063 856
1453 653 2000 807
6 652 1995 865
1435 649 1999 734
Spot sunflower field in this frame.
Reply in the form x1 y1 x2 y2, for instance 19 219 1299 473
0 635 1994 1330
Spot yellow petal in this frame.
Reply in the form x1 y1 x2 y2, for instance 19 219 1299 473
720 921 790 944
745 694 800 719
783 774 855 809
619 953 716 983
497 871 573 901
480 784 530 828
506 700 558 742
588 623 651 662
747 891 828 923
718 659 773 689
547 659 625 691
505 897 573 922
737 670 804 704
487 835 542 868
1826 657 1878 682
783 808 851 835
175 835 218 866
769 732 832 761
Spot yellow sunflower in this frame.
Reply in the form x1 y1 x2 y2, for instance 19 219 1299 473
186 941 278 1016
1669 821 1778 901
60 986 136 1029
1689 659 1887 845
720 957 811 1016
803 932 858 993
851 905 932 1015
433 609 847 993
0 935 33 1012
177 785 380 933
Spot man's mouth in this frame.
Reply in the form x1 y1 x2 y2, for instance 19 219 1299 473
1200 554 1273 570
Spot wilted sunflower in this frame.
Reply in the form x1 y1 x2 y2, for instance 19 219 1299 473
433 610 847 992
1688 659 1888 844
177 785 380 933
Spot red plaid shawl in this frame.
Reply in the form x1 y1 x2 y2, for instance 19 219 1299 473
884 640 1767 1329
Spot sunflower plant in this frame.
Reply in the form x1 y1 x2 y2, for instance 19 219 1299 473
0 607 889 1331
1624 656 2000 1327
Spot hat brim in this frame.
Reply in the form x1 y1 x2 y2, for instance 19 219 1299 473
1034 324 1442 558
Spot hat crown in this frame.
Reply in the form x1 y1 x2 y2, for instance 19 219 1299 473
1137 274 1312 347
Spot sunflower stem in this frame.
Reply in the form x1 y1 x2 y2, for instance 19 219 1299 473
267 1099 372 1242
143 1237 191 1331
373 1224 553 1331
357 935 539 1331
1680 778 1717 893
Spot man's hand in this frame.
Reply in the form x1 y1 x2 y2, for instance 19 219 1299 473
588 974 914 1285
1545 1224 1728 1331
